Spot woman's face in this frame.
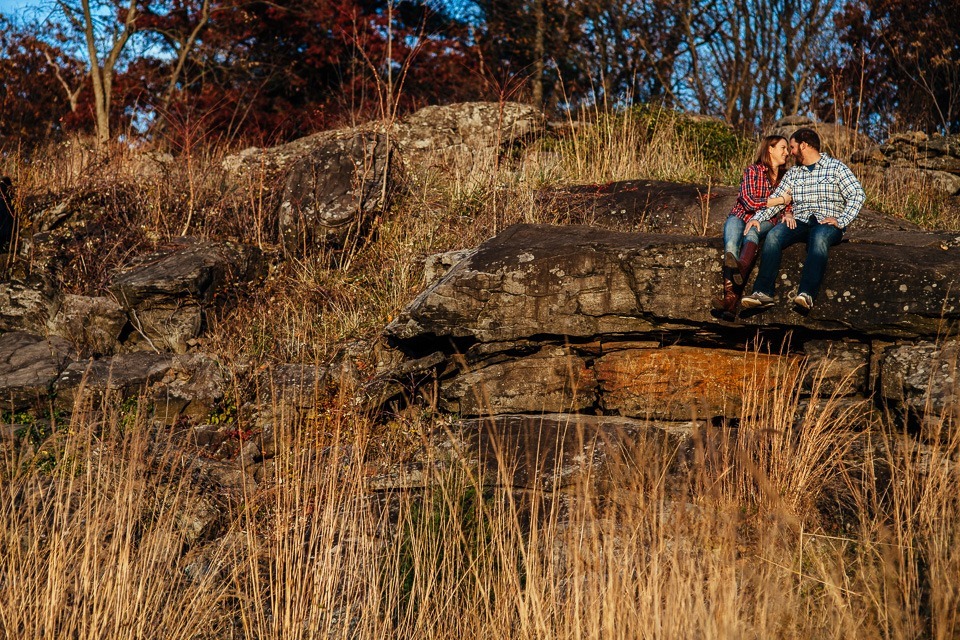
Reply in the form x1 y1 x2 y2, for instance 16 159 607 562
769 139 789 167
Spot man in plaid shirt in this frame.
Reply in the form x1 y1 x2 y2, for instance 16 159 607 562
741 127 865 311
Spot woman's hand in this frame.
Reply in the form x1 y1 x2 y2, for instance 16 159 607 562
783 191 793 205
784 213 797 229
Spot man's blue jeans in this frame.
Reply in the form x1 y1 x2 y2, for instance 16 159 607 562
751 219 844 300
723 215 773 257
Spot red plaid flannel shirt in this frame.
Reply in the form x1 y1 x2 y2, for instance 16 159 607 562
729 163 787 223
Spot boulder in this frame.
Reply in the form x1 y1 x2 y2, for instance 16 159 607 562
0 332 75 411
768 115 875 157
0 280 57 334
109 240 263 353
392 102 544 187
47 294 127 356
223 102 545 253
278 130 395 252
223 101 543 184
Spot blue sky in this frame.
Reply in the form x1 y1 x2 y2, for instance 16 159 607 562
1 0 43 20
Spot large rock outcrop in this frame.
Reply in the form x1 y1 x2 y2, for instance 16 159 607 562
384 221 960 428
388 223 959 343
224 102 545 253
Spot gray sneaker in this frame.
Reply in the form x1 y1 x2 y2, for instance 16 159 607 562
741 291 774 309
794 292 814 310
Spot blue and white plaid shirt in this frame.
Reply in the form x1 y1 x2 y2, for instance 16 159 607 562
754 154 865 229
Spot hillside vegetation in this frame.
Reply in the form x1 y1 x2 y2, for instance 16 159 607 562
1 108 959 638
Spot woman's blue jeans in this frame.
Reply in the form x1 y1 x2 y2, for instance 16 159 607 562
751 219 844 300
722 215 773 257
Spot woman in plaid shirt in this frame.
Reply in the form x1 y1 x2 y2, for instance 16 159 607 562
713 135 793 316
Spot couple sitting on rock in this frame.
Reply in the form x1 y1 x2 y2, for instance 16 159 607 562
713 127 866 318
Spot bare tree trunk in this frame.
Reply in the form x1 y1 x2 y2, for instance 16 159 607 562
75 0 139 146
41 49 82 113
532 0 545 107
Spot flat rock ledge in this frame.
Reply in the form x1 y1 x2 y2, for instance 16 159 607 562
383 223 960 433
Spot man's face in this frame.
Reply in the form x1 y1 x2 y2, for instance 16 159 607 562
789 139 804 162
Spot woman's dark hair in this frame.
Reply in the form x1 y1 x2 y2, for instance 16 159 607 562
755 135 788 186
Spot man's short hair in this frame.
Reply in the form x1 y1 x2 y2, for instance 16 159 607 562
790 127 821 151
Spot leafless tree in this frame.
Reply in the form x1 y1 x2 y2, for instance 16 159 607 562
52 0 142 145
680 0 836 129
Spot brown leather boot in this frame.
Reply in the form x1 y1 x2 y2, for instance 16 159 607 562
734 241 759 286
711 271 738 314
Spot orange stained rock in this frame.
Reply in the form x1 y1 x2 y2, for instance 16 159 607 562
594 346 801 419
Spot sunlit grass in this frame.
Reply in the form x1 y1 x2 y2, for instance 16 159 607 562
1 356 958 638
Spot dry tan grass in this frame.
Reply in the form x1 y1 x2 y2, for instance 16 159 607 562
1 357 959 638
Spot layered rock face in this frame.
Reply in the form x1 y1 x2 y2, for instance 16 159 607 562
384 220 960 431
852 131 960 197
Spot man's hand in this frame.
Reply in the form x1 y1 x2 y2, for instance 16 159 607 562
823 217 840 228
744 219 760 235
